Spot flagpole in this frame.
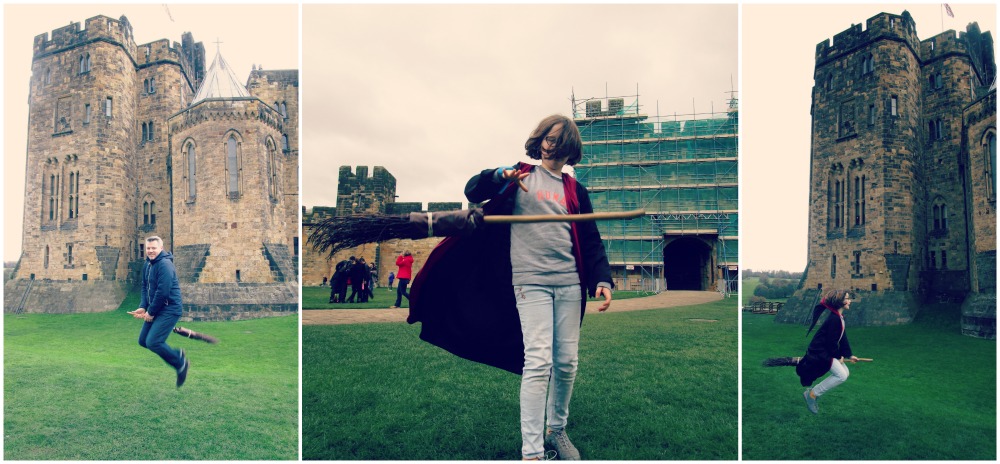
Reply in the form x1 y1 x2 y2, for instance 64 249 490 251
941 4 944 33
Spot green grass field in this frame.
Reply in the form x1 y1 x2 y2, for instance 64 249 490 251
303 285 652 309
303 299 737 460
742 306 996 460
4 290 299 460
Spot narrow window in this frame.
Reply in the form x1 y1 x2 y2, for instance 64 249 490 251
68 195 74 218
144 79 149 94
143 202 149 225
941 204 947 229
941 250 948 269
150 78 155 94
890 96 898 116
68 244 73 266
80 55 86 74
831 255 837 278
861 175 866 224
148 121 154 141
935 74 943 89
933 204 940 229
929 121 936 141
49 198 54 220
869 104 876 125
227 135 239 196
44 246 49 269
142 122 148 142
930 251 936 269
936 119 944 139
187 143 196 200
150 201 156 225
282 134 289 151
854 251 862 274
44 68 51 85
105 97 113 117
988 133 996 199
84 104 91 124
280 102 287 119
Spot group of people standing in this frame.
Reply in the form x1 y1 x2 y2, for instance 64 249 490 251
326 251 414 308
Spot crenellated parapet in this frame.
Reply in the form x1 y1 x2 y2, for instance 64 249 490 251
816 12 920 66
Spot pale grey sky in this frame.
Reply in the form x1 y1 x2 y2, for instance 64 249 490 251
302 4 738 211
742 3 997 272
3 4 298 262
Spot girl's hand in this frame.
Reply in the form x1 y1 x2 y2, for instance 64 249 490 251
502 169 529 192
848 356 859 363
596 287 612 312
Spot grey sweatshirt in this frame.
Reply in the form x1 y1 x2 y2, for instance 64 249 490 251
508 166 581 287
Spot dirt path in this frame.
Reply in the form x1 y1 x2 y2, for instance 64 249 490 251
302 290 725 325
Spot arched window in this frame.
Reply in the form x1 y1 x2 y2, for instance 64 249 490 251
44 246 49 269
143 201 150 225
68 195 75 218
932 204 940 230
44 68 51 85
987 132 996 199
144 79 149 94
149 78 155 94
186 141 197 200
267 139 279 201
67 244 73 266
831 255 837 278
936 119 944 139
74 171 80 218
860 174 866 224
142 122 148 142
282 134 289 151
150 201 156 225
227 135 240 197
280 102 287 119
935 74 943 89
148 121 154 141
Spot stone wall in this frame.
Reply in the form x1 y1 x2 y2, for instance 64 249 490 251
3 279 128 313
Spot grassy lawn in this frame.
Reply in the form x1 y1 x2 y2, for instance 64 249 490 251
742 306 996 460
303 299 737 460
4 290 299 460
303 286 653 309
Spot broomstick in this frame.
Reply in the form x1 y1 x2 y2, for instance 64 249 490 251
173 326 220 344
762 357 873 367
309 208 645 257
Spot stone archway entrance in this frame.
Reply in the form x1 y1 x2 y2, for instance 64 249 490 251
663 236 713 291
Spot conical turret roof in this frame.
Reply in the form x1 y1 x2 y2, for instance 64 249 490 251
191 47 250 104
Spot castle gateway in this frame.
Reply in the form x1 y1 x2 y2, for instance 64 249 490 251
779 11 996 338
5 15 299 321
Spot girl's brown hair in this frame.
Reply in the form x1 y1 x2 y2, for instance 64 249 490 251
524 114 582 166
822 289 850 309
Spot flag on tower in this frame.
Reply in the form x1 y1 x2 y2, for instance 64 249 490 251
944 4 954 18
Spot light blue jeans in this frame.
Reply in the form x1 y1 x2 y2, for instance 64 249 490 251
514 284 582 459
812 358 850 397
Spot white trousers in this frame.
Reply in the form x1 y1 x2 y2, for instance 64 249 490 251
812 358 850 397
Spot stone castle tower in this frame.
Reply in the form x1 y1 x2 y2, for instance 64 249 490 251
5 14 299 320
780 11 996 338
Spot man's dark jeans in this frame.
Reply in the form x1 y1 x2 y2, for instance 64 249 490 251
138 312 183 370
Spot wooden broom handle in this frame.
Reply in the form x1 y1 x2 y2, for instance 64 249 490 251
843 357 873 362
484 209 645 223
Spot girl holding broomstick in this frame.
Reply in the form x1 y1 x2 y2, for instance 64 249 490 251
464 114 613 460
797 289 860 414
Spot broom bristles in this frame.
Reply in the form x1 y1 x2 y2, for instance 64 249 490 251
762 356 800 367
308 214 423 258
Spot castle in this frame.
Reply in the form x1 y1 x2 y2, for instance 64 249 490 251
4 14 299 321
779 11 996 338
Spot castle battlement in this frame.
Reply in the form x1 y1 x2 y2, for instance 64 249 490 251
816 12 920 65
34 15 136 59
920 30 970 62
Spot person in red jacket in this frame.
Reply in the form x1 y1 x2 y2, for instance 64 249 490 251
391 251 414 308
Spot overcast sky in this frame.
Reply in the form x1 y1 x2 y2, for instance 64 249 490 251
302 4 738 211
742 3 997 272
3 4 298 262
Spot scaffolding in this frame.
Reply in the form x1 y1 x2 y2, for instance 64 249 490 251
572 90 738 294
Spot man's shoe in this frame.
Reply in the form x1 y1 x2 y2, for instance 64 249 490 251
389 305 399 309
545 430 581 460
177 350 190 388
803 389 818 414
